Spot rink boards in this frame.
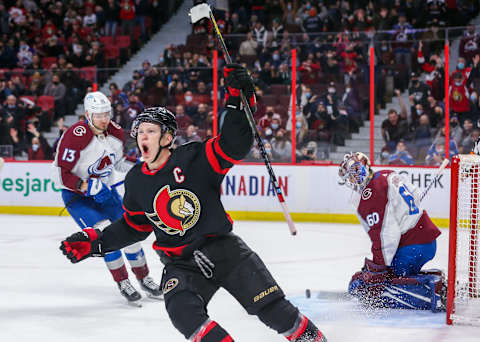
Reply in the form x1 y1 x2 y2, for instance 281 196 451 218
0 161 450 227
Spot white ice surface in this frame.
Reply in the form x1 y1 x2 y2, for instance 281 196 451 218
0 215 478 341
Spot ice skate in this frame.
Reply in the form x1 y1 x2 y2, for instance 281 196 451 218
139 276 163 300
117 279 142 307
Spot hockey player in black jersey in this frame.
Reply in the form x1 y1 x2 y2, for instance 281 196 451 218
60 64 327 342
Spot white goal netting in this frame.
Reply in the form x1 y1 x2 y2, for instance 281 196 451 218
448 154 480 325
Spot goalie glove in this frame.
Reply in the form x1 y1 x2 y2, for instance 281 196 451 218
224 63 257 113
60 228 104 263
86 178 113 204
349 258 393 298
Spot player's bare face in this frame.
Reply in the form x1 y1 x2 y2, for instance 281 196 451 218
137 122 163 164
91 112 111 132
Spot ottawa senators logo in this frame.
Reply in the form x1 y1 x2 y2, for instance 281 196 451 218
145 185 200 236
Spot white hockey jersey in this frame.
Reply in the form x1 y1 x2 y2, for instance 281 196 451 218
52 120 134 194
354 170 441 266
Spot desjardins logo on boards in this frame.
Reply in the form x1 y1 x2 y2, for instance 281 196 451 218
0 172 61 197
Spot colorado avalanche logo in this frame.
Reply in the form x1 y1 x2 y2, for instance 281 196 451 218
361 188 372 200
145 185 200 236
73 126 86 137
88 151 115 178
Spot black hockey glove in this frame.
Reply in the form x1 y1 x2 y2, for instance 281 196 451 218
60 228 104 263
224 63 257 113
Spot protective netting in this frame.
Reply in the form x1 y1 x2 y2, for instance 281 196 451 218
450 154 480 325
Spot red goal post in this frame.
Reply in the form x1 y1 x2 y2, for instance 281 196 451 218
447 154 480 325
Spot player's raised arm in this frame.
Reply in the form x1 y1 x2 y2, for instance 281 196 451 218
217 64 255 161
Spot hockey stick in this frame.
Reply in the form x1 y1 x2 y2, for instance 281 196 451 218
0 157 4 173
420 158 449 202
189 3 297 235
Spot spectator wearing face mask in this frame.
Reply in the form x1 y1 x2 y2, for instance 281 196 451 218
458 118 475 154
451 57 472 86
258 106 275 129
271 129 292 162
408 72 430 107
270 116 282 133
388 140 414 165
425 140 443 166
294 114 309 147
448 116 463 146
449 72 471 122
412 114 433 161
43 73 67 121
28 136 46 160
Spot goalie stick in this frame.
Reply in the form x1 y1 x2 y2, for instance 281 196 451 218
420 158 449 202
189 3 297 235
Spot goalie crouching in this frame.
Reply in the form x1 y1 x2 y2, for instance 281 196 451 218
338 152 445 312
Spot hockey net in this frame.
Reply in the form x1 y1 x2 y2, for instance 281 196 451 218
447 154 480 325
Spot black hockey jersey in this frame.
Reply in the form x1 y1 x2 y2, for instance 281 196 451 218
100 107 253 256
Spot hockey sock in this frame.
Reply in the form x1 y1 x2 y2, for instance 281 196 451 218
189 319 233 342
283 314 326 342
104 250 128 282
124 244 149 280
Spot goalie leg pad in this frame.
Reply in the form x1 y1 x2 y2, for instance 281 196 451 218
385 274 445 312
351 273 445 312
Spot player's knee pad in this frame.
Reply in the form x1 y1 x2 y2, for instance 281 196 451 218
257 298 299 334
165 291 210 339
282 314 326 342
188 319 233 342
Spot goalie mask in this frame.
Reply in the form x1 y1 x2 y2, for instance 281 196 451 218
338 152 373 193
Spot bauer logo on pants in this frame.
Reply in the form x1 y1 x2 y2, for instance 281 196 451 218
163 278 179 295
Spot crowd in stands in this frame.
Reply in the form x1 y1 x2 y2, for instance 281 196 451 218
1 0 480 166
0 0 180 160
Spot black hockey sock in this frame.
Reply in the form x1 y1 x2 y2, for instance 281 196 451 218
189 320 233 342
283 314 327 342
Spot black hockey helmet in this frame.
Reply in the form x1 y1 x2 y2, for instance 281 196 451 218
130 106 178 139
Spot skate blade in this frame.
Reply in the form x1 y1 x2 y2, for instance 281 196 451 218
145 293 164 301
127 300 143 307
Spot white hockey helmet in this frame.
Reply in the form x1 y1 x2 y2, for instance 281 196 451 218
84 91 112 123
338 152 373 192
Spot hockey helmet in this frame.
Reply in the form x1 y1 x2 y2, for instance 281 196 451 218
130 106 178 139
83 91 112 122
338 152 373 192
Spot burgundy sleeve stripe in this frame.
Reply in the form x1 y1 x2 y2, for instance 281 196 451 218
214 136 242 164
122 205 144 216
205 138 230 175
123 213 153 232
